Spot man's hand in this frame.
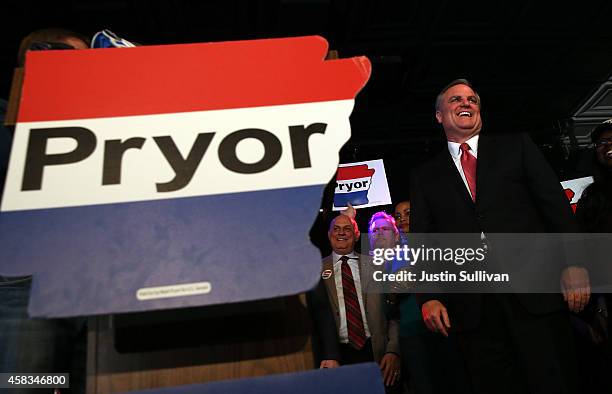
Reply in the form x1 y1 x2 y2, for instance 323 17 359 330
422 300 450 337
340 202 356 219
561 266 591 313
319 359 340 368
379 352 401 386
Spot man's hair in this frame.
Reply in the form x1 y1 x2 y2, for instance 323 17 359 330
435 78 481 111
394 200 410 212
17 28 89 66
329 214 360 238
368 211 398 234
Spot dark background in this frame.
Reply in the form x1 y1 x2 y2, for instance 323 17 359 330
3 0 612 207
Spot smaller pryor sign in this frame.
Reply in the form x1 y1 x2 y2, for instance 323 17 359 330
332 159 391 211
561 176 594 213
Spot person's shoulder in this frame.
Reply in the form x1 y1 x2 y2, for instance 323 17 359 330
479 132 533 155
581 181 605 200
411 148 448 176
480 131 533 144
357 253 371 263
480 131 523 143
357 254 375 275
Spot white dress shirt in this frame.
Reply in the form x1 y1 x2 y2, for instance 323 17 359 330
448 134 487 241
447 134 479 200
332 251 371 343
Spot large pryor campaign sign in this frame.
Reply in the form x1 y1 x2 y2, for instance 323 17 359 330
0 36 371 317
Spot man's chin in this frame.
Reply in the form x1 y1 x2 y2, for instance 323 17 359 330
333 246 352 254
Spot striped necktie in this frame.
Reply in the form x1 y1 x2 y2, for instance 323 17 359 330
340 255 367 349
460 143 477 202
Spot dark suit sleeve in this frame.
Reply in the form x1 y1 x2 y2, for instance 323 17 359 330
409 166 435 233
410 166 448 308
306 280 340 363
520 133 577 233
520 133 586 269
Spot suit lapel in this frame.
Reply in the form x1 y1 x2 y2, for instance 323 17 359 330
358 255 368 307
322 256 339 314
474 133 493 207
439 151 474 209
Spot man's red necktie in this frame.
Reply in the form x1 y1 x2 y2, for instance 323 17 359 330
460 143 477 202
340 256 367 349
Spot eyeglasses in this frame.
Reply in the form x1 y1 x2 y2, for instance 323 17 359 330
595 138 612 148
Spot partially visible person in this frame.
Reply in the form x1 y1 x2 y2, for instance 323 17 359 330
313 214 401 392
0 28 90 394
388 203 470 394
17 28 89 66
368 212 406 392
577 120 612 232
366 213 402 392
391 202 434 394
574 120 612 392
369 211 399 252
394 201 410 235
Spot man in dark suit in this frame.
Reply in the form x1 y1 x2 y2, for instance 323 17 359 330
410 79 590 394
316 213 401 389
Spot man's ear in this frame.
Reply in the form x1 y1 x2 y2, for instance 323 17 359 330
435 111 442 124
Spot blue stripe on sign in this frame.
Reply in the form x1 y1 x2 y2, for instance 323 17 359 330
0 185 324 317
334 191 369 207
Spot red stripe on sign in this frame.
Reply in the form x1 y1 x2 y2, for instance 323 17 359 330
18 36 371 122
336 165 375 181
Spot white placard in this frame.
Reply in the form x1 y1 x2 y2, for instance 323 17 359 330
332 159 392 211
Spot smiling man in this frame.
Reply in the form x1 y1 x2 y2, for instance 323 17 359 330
410 78 589 394
434 82 482 143
316 214 401 392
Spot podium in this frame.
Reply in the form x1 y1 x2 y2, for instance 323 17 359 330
86 296 314 393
